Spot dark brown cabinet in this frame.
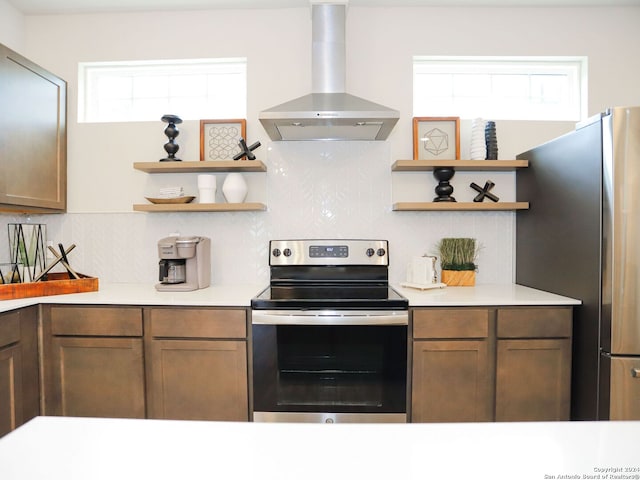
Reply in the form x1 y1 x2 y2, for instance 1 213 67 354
0 330 23 436
0 43 66 213
411 308 493 422
495 307 572 421
0 307 39 437
41 306 146 418
40 305 249 422
411 306 573 423
145 307 249 421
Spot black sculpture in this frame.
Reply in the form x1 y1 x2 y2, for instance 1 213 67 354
470 180 499 202
233 138 261 161
160 114 182 162
433 167 456 202
485 121 498 160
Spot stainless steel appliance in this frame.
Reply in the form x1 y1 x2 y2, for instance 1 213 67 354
251 239 409 423
516 106 640 420
258 3 399 141
155 236 211 292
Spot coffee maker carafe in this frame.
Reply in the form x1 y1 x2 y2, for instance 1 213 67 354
155 236 211 292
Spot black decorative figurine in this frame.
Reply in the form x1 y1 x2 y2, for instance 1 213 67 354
433 167 456 202
233 137 261 161
470 180 499 202
160 114 182 162
485 121 498 160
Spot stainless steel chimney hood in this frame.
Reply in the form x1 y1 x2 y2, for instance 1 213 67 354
259 2 399 141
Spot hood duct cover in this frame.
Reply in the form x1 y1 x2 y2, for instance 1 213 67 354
259 3 399 141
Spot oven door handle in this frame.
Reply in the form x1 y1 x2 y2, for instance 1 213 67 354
251 310 408 326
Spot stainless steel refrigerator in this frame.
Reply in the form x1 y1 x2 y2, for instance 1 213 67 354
516 106 640 421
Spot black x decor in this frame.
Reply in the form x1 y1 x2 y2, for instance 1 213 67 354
470 180 500 203
233 137 261 161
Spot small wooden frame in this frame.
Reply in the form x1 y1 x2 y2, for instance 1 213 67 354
199 119 246 161
413 117 460 161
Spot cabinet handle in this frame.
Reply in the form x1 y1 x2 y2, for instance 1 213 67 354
632 368 640 378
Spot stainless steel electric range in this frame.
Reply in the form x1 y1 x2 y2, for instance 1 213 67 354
251 239 409 423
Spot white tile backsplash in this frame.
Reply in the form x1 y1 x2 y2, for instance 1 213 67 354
1 142 516 286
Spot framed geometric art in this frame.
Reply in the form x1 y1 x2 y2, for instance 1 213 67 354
413 117 460 160
199 119 247 161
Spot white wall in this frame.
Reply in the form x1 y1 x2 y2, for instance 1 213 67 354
0 0 25 52
2 6 639 287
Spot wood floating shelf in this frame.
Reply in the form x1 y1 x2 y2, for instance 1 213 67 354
392 202 530 211
133 160 267 173
133 203 267 213
392 160 528 171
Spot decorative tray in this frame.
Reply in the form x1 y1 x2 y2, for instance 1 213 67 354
0 273 99 300
145 196 196 204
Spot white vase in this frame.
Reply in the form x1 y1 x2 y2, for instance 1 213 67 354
222 173 248 203
470 118 487 160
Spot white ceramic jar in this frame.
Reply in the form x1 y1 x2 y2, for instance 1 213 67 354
197 174 217 203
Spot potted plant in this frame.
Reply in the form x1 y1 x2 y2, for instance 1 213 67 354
436 237 478 286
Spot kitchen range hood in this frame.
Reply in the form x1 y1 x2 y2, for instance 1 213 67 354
259 2 399 141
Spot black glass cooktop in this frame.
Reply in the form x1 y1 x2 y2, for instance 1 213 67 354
251 284 408 310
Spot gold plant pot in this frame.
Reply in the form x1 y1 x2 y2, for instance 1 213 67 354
441 270 475 286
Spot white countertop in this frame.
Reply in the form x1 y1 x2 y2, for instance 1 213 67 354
0 416 636 480
0 283 266 313
0 282 580 314
396 283 581 306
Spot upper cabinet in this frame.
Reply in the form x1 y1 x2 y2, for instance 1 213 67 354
0 44 67 213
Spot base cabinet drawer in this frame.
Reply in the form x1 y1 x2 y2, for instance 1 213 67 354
50 306 143 336
149 307 246 338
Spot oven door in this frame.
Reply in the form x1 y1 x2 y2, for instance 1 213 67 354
251 310 408 423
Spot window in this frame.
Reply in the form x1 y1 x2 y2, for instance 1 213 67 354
413 56 587 121
78 58 247 123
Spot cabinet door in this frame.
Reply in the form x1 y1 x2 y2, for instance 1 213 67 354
412 340 492 422
0 344 23 437
147 339 248 421
0 307 39 437
48 337 145 418
0 44 66 212
496 338 571 421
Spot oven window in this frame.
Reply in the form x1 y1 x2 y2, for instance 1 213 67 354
253 325 407 414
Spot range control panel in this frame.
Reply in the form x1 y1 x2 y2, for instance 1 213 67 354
269 239 389 266
309 245 349 258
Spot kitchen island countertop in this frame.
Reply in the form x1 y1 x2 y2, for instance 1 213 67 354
0 282 579 314
0 416 635 480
